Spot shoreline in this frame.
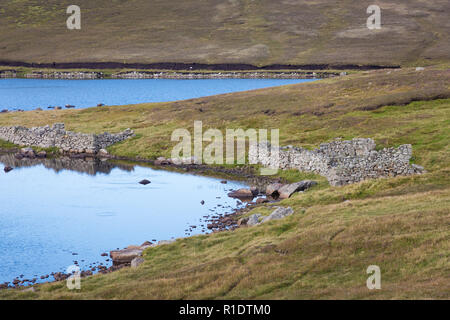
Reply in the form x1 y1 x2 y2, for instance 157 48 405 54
0 148 282 290
0 69 340 80
0 60 383 80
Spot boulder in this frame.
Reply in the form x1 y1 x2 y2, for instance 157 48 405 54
139 179 151 185
3 166 13 173
20 147 34 155
141 241 152 247
261 207 294 223
131 257 145 268
98 149 109 156
110 248 143 266
247 214 262 226
265 183 283 196
228 188 255 199
154 157 171 165
36 151 47 158
237 217 249 226
256 198 269 204
278 180 317 199
250 187 259 196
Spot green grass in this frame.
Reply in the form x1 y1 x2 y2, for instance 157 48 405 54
0 66 449 299
0 139 18 149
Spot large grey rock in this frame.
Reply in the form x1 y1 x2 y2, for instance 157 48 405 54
247 214 262 226
261 207 294 223
265 183 283 196
131 257 145 268
278 180 317 199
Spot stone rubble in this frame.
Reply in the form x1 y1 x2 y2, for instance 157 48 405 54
249 138 425 186
0 123 134 154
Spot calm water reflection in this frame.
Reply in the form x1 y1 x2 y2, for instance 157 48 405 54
0 155 247 284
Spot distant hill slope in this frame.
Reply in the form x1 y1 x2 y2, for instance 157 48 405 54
0 0 449 67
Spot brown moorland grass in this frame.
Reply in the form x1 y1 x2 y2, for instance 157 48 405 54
0 66 448 299
0 0 449 67
1 188 448 299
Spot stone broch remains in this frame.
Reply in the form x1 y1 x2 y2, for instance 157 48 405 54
250 138 425 186
0 123 134 153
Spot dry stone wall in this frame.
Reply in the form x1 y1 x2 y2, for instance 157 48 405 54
0 123 134 153
249 138 425 186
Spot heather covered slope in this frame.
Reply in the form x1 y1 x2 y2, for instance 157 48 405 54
0 0 449 67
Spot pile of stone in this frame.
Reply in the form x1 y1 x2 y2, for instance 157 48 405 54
0 70 17 78
111 71 331 79
249 138 425 186
0 123 134 154
24 71 103 79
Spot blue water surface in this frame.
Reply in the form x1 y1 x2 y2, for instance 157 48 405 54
0 157 248 285
0 78 315 111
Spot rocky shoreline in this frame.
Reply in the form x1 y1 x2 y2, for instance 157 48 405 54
0 148 292 290
0 135 426 291
0 69 343 80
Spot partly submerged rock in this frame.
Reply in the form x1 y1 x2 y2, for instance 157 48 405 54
154 156 172 165
256 198 269 204
36 151 47 158
228 188 255 199
3 166 13 173
139 179 151 185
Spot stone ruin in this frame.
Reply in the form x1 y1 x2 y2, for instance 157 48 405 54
249 138 425 186
0 123 134 154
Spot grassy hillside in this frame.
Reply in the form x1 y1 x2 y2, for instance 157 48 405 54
0 0 449 67
0 66 449 299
